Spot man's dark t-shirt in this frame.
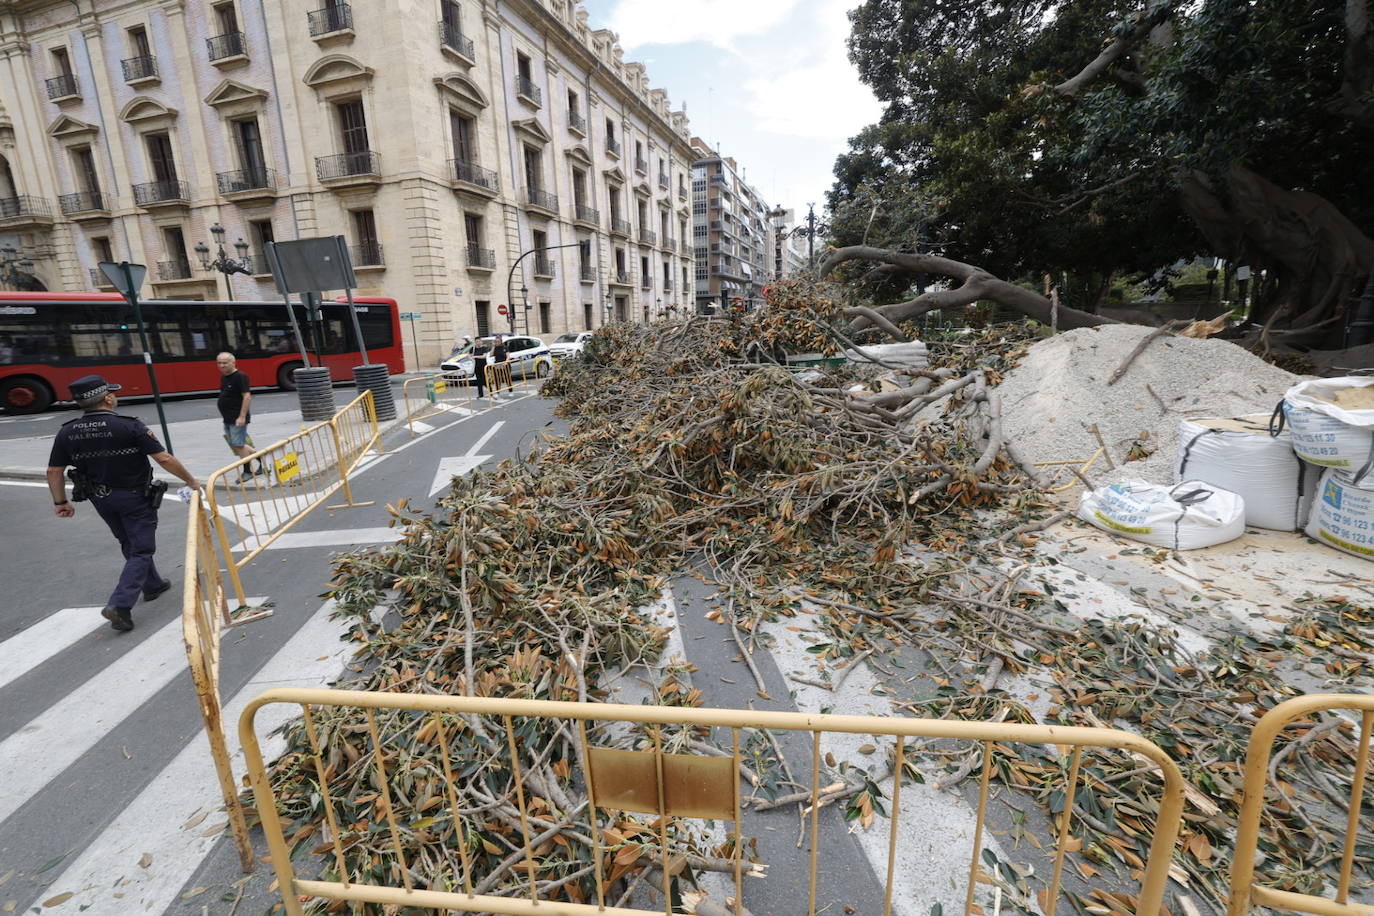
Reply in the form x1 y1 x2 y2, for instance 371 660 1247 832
218 370 251 424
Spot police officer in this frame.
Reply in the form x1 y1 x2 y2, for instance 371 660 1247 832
46 375 201 632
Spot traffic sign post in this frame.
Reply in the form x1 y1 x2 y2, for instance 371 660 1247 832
98 261 173 452
399 311 423 370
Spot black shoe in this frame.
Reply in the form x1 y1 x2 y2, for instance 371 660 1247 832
101 605 134 632
143 580 172 602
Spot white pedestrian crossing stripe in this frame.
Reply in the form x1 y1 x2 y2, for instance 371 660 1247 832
229 526 401 552
0 605 105 691
39 598 355 914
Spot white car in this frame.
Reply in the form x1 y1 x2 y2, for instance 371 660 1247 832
549 331 594 360
440 335 554 382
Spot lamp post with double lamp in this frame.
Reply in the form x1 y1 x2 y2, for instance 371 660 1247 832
0 244 38 290
194 222 251 300
506 242 582 335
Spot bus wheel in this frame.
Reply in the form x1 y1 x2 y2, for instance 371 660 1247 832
277 361 304 391
535 360 551 378
0 377 54 414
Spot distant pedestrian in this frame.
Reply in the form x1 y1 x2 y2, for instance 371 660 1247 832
472 339 490 399
47 375 200 632
216 353 258 477
491 336 509 391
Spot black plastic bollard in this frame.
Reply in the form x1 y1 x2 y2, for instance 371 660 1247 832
353 363 396 421
295 367 336 422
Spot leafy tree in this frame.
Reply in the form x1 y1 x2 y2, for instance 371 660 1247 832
827 0 1374 344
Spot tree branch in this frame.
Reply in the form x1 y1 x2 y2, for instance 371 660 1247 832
1053 3 1182 99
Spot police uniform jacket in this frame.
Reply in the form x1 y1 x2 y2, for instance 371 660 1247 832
48 411 163 491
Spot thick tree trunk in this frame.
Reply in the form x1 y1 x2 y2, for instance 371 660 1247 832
819 246 1115 339
1180 166 1374 346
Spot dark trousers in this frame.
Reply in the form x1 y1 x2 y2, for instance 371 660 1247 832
473 359 487 397
92 489 167 609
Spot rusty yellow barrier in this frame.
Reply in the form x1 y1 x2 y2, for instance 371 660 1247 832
181 489 254 870
206 388 379 607
1228 694 1374 916
403 372 484 436
241 687 1186 916
486 359 515 393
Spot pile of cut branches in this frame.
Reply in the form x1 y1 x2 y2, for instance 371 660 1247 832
253 301 1370 914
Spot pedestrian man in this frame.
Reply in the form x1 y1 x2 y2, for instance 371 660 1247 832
216 352 258 477
47 375 201 632
491 336 509 392
471 338 490 400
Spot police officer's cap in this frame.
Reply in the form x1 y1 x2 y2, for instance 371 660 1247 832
69 375 122 401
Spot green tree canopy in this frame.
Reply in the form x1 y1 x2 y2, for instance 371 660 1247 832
829 0 1374 334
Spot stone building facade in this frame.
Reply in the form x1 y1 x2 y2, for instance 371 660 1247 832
0 0 695 368
690 136 774 312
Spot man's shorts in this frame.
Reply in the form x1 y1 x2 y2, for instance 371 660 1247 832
224 423 249 448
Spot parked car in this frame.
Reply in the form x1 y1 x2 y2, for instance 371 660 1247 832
440 335 554 382
549 331 595 361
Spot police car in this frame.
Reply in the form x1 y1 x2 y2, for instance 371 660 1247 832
440 335 554 382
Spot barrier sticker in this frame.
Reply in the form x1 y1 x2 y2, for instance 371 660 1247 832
275 451 301 483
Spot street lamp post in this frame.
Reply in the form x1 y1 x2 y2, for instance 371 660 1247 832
506 242 582 335
195 222 251 301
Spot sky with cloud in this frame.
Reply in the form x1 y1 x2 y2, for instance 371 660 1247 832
579 0 883 222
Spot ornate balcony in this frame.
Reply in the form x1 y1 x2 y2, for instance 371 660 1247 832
89 268 115 289
439 21 474 63
610 217 632 238
308 4 353 37
216 168 278 202
634 156 648 174
351 242 383 268
638 228 656 246
533 254 555 278
516 75 541 107
0 195 55 229
156 259 193 281
573 203 600 227
605 136 621 157
132 179 190 208
316 151 381 188
45 74 79 101
121 55 158 84
524 186 558 215
466 245 496 271
450 159 499 196
58 190 111 220
207 31 247 63
610 269 631 286
569 111 586 134
658 173 669 190
579 263 595 283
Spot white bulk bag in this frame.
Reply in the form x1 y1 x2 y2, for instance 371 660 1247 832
842 341 929 370
1077 479 1246 550
1174 415 1318 531
1306 469 1374 561
1280 377 1374 479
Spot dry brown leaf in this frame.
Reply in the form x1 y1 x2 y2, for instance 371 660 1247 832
41 892 75 907
138 852 152 869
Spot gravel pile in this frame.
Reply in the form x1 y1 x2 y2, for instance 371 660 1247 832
995 324 1302 485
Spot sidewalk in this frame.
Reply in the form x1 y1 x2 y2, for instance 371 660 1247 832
0 405 409 483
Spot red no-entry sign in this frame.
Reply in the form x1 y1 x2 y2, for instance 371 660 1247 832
497 304 509 315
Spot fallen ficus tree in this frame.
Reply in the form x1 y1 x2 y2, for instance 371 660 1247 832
252 291 1373 912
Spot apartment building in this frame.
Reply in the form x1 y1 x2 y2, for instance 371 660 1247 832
768 206 808 279
689 136 774 312
0 0 696 368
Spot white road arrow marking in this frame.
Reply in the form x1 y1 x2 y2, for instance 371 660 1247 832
429 420 504 497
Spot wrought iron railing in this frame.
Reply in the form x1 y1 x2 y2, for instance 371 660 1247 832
533 254 555 277
614 269 631 284
579 263 595 282
238 254 265 274
89 268 114 288
206 31 246 60
662 236 676 251
516 75 541 105
45 73 78 99
658 173 669 190
568 111 586 133
638 228 656 246
574 203 599 225
132 180 189 206
466 245 495 270
121 55 157 82
216 168 277 194
439 21 474 59
350 242 383 267
450 159 498 191
610 216 632 237
634 156 648 173
316 151 380 180
58 190 108 214
524 187 558 212
605 136 621 156
307 3 352 35
156 259 193 281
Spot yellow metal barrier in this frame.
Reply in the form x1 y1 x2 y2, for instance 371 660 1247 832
207 389 380 607
404 372 481 436
1228 694 1374 916
486 359 515 393
181 489 254 870
241 688 1186 916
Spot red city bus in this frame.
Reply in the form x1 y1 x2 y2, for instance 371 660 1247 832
0 291 405 413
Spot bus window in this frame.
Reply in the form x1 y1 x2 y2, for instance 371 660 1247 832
147 306 221 361
335 308 394 351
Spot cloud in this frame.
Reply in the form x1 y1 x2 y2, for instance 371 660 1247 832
606 0 802 49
